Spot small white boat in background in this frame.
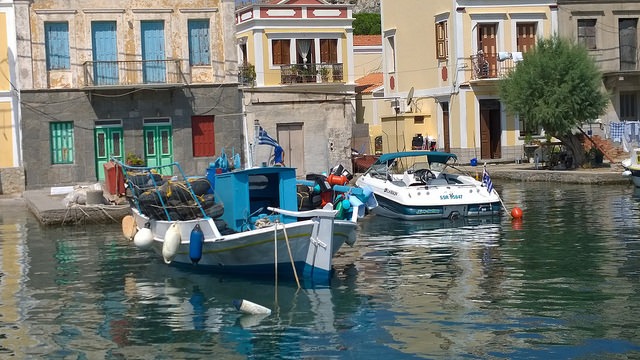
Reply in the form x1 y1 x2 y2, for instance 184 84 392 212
621 148 640 187
355 150 503 221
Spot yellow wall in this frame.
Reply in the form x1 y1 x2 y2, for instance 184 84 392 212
0 103 13 167
0 13 14 167
381 0 450 94
0 13 8 92
379 112 438 153
353 53 382 78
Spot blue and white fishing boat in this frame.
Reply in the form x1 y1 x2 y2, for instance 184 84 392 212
355 151 502 220
118 127 374 283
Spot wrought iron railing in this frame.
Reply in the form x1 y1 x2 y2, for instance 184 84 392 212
83 59 186 87
279 63 344 84
469 53 519 80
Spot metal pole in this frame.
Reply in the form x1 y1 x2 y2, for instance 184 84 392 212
393 98 400 153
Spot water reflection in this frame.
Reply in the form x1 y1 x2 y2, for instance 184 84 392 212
1 182 640 358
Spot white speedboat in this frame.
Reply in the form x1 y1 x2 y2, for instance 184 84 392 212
355 151 503 220
621 148 640 187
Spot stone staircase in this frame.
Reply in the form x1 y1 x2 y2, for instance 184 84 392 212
582 134 628 165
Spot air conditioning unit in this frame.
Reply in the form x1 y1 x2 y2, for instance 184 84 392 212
391 99 409 113
399 101 409 113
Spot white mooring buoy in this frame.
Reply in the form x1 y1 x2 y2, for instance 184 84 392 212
232 299 272 315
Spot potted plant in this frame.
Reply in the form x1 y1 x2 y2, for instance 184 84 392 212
319 66 330 82
299 65 317 82
239 63 256 86
126 152 145 166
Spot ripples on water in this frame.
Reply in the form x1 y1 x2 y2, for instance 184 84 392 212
0 182 639 359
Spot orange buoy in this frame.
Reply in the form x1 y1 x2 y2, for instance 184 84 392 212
511 206 523 219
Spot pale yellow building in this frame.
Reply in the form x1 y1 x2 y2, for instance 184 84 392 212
380 0 558 163
0 0 24 194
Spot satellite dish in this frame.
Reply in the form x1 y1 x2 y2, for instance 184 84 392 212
406 86 414 107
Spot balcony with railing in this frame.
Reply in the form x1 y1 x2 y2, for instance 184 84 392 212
468 52 522 81
83 60 186 88
279 63 344 85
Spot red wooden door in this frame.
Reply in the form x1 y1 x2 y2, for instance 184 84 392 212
441 102 450 153
480 100 501 159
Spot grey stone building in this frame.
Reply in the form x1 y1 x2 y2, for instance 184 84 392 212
15 0 242 190
557 0 640 125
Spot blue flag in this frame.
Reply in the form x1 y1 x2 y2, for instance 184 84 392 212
482 167 494 193
258 127 279 148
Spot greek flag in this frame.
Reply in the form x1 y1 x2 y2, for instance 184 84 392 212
258 127 279 148
482 167 494 193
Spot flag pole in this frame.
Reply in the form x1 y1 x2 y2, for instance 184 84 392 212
483 163 514 218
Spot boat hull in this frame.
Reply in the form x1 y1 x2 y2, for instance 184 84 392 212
622 150 640 187
131 209 356 281
372 194 501 220
629 172 640 187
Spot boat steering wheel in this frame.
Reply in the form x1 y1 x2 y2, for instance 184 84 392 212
414 169 436 183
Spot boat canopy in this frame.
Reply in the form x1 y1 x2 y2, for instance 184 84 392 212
374 151 457 166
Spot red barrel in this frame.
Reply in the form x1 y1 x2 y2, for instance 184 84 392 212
103 161 125 195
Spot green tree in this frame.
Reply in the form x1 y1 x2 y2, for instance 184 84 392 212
353 13 381 35
499 36 608 168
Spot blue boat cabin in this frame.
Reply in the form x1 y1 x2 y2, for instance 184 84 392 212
212 167 299 232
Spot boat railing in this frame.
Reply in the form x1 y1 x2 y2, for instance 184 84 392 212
111 158 209 221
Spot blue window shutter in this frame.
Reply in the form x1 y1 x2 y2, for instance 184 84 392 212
188 20 210 66
141 21 166 83
45 22 70 70
91 21 118 85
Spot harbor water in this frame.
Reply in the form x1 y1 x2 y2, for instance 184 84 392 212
1 181 639 359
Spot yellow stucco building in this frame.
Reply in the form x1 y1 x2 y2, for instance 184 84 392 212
380 0 557 163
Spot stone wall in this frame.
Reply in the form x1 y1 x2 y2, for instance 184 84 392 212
243 88 355 175
0 167 26 195
20 85 243 189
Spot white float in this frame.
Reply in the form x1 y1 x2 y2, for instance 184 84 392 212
162 223 181 264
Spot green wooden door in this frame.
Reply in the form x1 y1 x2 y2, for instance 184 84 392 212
95 126 123 181
144 124 173 175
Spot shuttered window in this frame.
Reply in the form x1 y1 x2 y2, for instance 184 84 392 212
320 39 338 63
50 122 74 164
188 19 210 66
619 18 638 71
577 19 597 50
516 23 537 52
435 21 448 60
45 22 70 70
620 92 638 121
192 116 215 157
272 39 290 65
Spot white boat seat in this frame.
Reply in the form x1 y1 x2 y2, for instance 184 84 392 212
402 171 427 186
